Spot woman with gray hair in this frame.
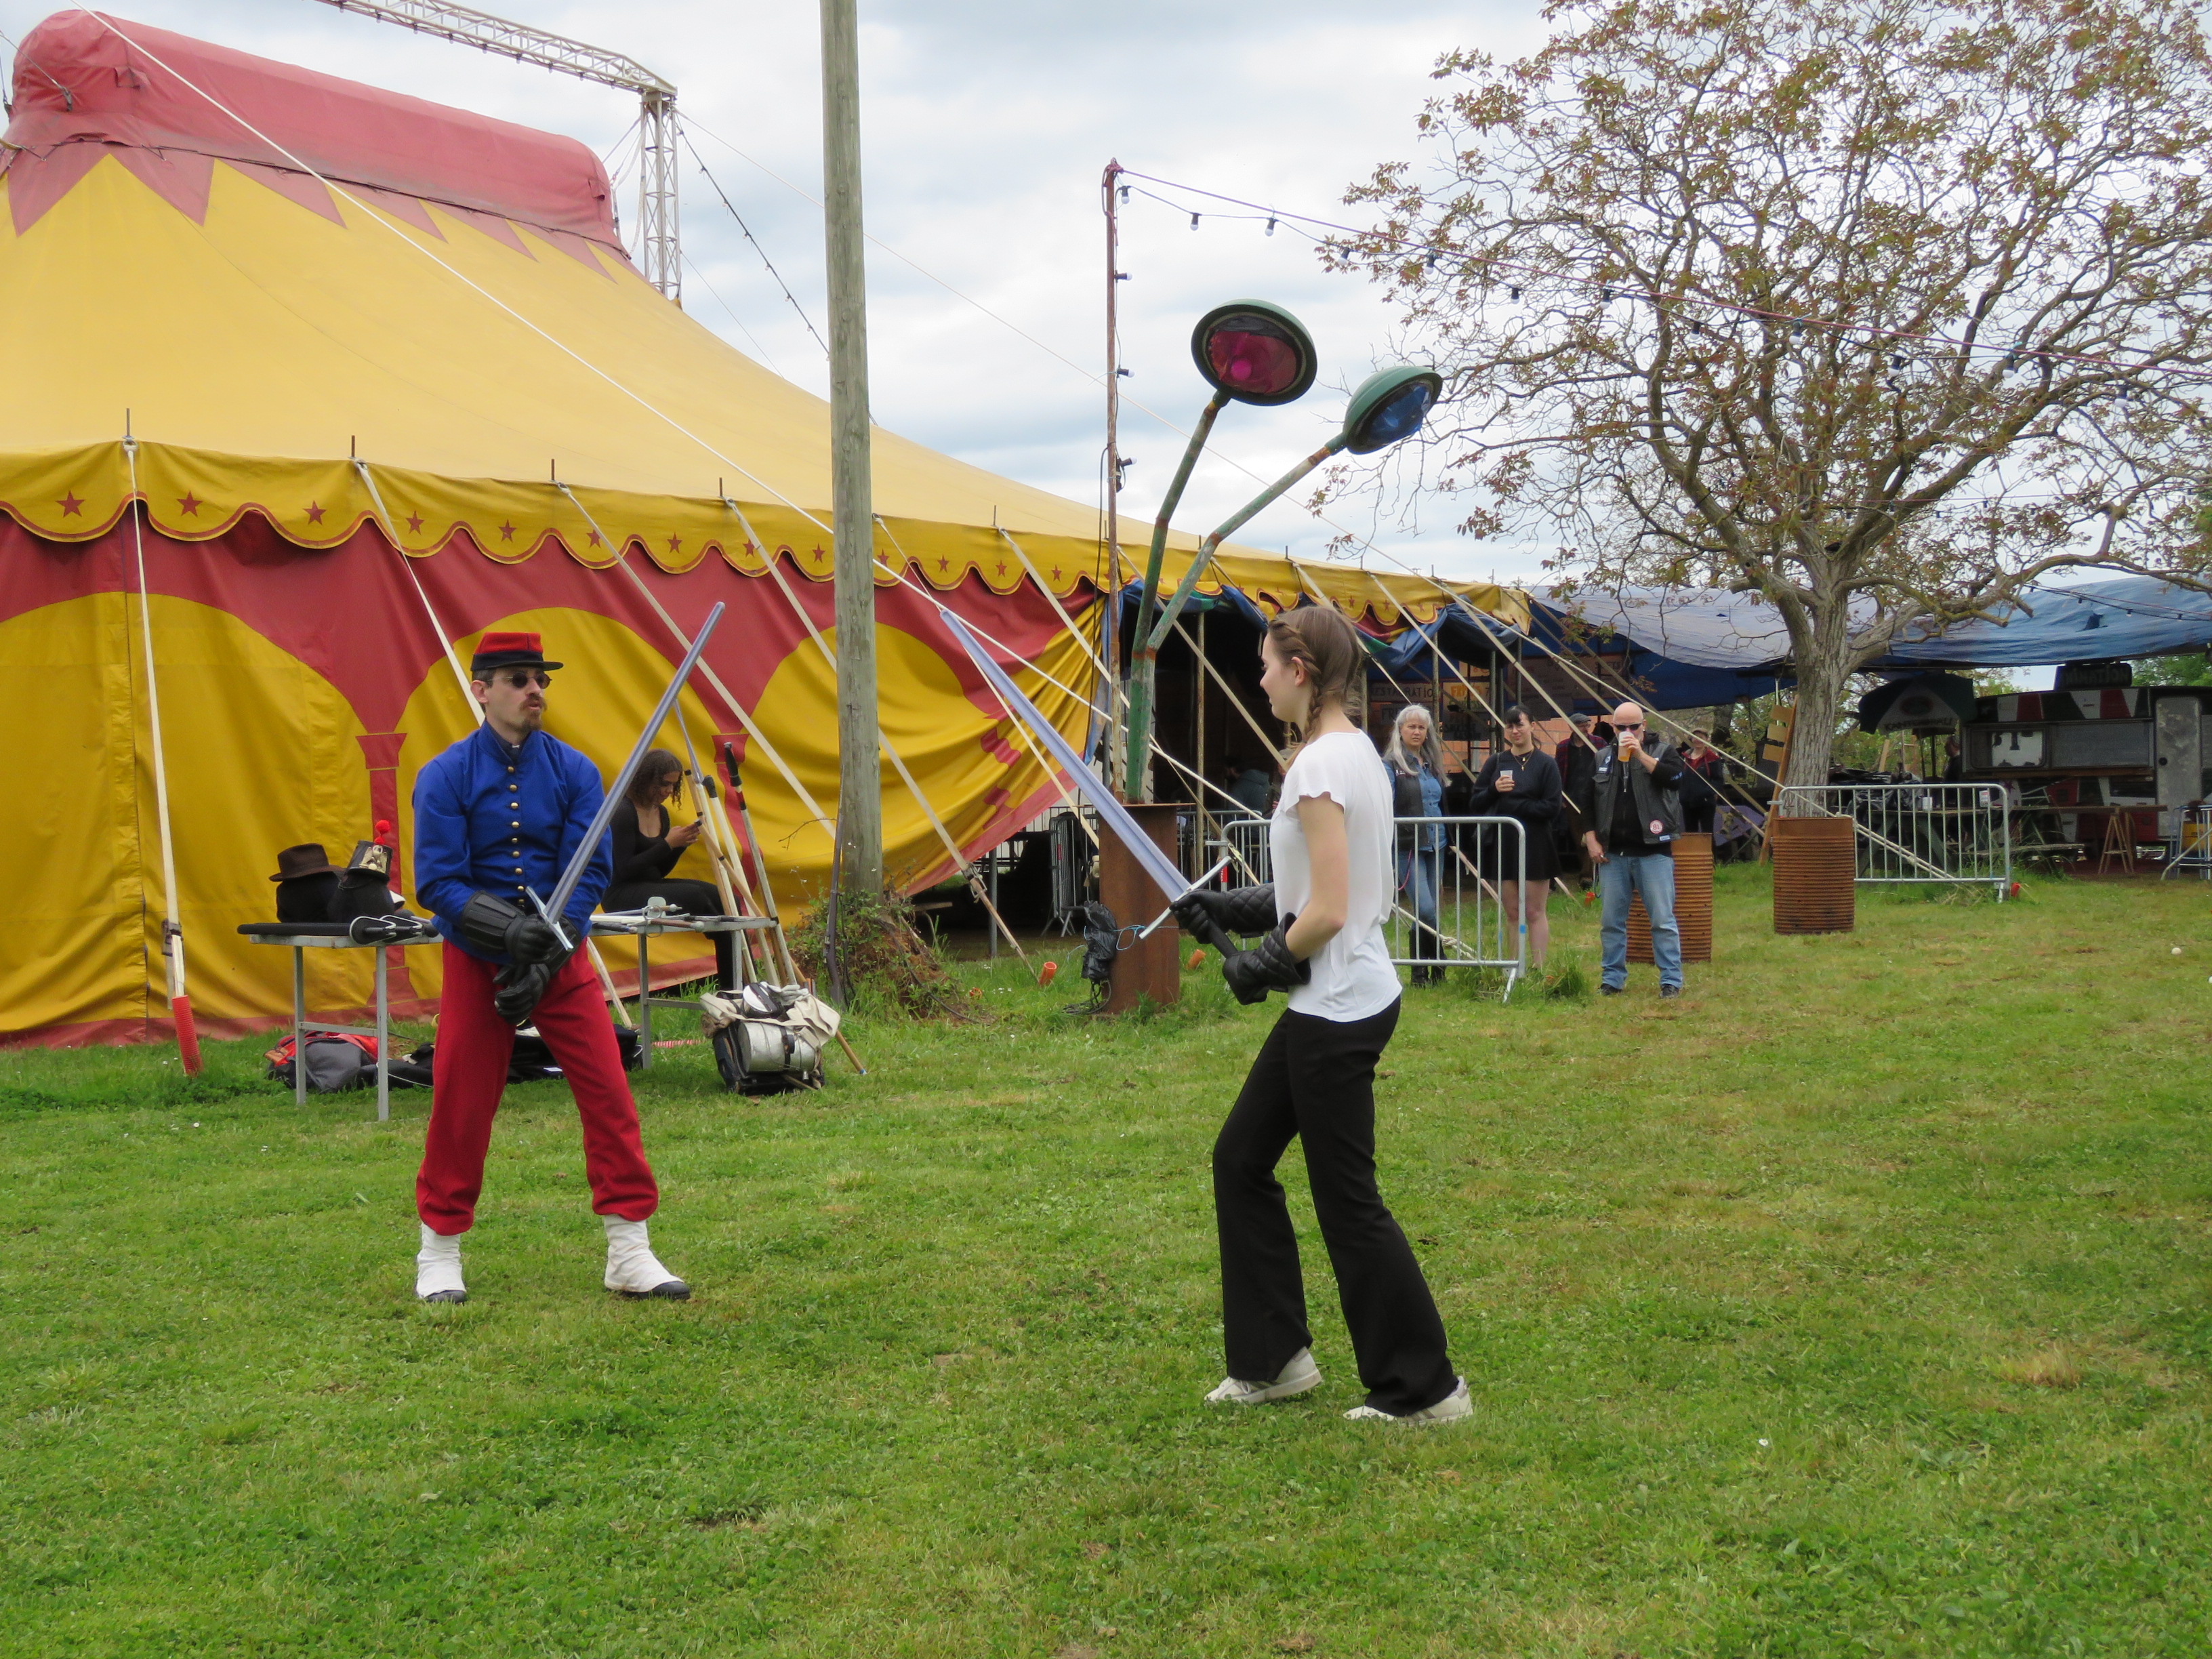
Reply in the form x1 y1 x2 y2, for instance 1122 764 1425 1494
1382 704 1449 985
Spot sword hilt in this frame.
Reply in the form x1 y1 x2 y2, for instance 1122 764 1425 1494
525 888 575 954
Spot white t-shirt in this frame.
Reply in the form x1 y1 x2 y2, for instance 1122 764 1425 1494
1271 730 1401 1023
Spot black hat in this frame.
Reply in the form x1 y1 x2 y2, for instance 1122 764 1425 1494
271 843 342 882
470 630 565 677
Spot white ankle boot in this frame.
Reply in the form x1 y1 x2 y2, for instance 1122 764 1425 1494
415 1223 467 1303
602 1216 689 1299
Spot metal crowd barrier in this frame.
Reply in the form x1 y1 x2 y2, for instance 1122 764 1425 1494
1389 815 1530 1000
1774 782 2012 899
1216 811 1273 884
2161 804 2212 881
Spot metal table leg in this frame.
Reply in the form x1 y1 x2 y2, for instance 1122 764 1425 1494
637 930 653 1068
374 947 390 1122
292 947 307 1108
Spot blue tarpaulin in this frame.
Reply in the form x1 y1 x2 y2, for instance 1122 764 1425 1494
1114 574 2212 712
1512 578 2212 708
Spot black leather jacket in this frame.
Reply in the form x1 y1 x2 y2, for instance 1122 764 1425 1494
1582 739 1685 851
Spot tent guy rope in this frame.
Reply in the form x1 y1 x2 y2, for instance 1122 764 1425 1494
122 433 200 1072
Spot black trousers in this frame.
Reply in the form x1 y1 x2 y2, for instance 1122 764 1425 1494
1213 1001 1456 1414
602 878 735 989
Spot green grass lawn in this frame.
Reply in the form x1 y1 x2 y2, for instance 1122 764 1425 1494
4 868 2211 1657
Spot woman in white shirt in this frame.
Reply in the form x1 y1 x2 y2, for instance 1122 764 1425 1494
1174 604 1469 1425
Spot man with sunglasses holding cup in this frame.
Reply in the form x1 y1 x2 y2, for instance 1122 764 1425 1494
1576 700 1687 999
407 632 687 1305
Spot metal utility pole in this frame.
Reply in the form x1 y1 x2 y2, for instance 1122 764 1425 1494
1101 159 1126 795
821 0 881 892
313 0 682 302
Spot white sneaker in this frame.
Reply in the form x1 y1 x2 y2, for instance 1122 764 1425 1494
1204 1347 1322 1406
1345 1377 1471 1425
602 1216 689 1299
415 1224 466 1303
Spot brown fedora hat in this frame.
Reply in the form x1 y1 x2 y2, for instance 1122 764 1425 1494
270 843 342 882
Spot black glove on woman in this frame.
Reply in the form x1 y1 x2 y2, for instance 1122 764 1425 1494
1172 882 1278 938
1220 918 1310 1006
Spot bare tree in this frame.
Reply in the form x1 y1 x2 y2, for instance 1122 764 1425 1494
1332 0 2212 783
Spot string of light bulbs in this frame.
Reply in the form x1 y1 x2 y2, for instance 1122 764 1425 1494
1111 167 2212 389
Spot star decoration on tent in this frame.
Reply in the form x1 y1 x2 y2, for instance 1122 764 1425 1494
56 492 83 516
809 545 827 567
667 534 682 554
497 522 516 541
178 492 203 515
586 530 601 547
304 501 326 524
937 556 951 572
1051 565 1063 581
995 560 1008 577
742 540 758 558
405 512 424 533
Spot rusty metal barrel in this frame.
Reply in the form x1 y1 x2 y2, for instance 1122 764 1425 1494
1629 832 1713 963
1771 815 1856 935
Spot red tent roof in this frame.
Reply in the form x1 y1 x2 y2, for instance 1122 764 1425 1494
2 11 621 249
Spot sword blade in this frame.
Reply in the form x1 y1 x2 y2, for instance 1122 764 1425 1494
539 601 727 933
939 607 1193 906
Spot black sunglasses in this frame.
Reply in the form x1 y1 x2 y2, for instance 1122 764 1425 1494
496 670 553 690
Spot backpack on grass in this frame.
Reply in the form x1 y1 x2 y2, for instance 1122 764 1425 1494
699 984 837 1094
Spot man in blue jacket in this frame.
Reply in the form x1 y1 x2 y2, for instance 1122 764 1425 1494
409 631 687 1305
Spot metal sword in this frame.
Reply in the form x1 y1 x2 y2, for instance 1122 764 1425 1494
937 608 1240 957
528 601 726 947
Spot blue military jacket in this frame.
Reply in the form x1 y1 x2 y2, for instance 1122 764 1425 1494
413 724 611 962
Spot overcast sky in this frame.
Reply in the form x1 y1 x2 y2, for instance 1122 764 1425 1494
1 0 1557 584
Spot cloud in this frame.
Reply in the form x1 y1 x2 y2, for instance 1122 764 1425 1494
7 0 1553 581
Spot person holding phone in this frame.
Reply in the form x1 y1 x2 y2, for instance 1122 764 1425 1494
1466 703 1562 970
1174 605 1468 1426
1575 699 1687 998
604 748 735 991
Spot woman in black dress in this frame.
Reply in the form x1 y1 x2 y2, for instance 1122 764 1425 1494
603 749 735 990
1467 705 1562 970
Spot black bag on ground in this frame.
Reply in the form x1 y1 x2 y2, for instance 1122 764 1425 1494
265 1034 389 1092
1080 901 1118 987
405 1026 641 1087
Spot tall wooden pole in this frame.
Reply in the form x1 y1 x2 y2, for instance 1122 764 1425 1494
822 0 881 890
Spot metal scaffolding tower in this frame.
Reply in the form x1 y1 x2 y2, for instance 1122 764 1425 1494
314 0 681 302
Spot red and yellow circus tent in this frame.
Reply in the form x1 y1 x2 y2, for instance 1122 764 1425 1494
0 13 1517 1046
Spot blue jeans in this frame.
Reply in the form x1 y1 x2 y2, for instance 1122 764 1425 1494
1398 848 1441 961
1599 852 1682 989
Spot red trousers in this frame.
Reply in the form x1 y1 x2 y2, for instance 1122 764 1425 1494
417 944 658 1235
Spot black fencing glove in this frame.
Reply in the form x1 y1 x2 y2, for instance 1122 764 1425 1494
1219 918 1310 1006
1172 882 1277 939
348 913 431 945
458 890 565 964
492 958 560 1026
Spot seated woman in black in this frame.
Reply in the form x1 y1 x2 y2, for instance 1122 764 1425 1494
603 748 735 990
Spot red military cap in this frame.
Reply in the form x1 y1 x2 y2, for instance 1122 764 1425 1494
470 631 565 676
